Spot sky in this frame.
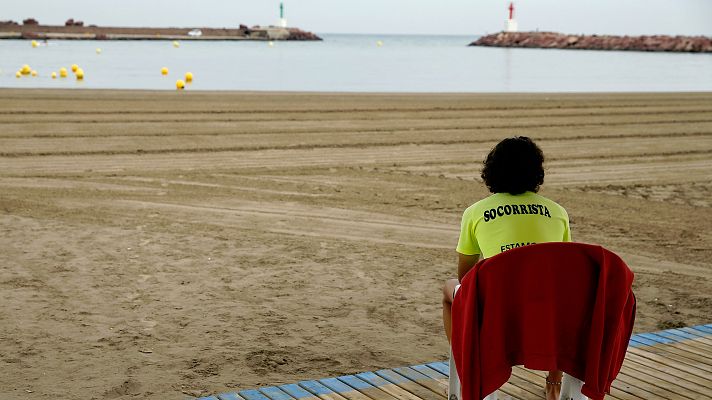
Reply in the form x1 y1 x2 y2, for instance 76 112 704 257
2 0 711 36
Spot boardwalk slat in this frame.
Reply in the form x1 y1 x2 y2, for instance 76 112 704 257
627 346 712 380
374 369 444 400
299 380 351 400
217 394 245 400
319 377 376 400
618 363 705 399
623 357 712 398
624 352 712 389
512 367 635 400
240 390 274 400
676 328 712 346
261 387 300 400
280 384 325 400
644 333 712 358
353 372 425 400
197 396 221 400
631 339 712 370
693 325 712 334
389 367 447 398
656 331 712 353
410 365 448 387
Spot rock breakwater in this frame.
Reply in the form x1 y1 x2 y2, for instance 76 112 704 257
470 32 712 53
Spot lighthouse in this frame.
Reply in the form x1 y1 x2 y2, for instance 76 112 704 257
505 2 518 32
279 2 287 28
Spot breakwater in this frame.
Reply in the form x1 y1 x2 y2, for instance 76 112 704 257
470 31 712 53
0 21 321 41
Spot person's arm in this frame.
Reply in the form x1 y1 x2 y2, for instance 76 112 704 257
457 253 480 281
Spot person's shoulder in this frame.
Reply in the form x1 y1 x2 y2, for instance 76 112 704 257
463 193 499 216
530 192 569 217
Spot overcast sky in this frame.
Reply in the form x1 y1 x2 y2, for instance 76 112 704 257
2 0 711 36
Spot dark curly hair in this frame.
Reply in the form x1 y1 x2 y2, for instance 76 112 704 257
481 136 545 194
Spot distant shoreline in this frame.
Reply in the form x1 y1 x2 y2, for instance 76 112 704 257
0 21 322 41
471 31 712 53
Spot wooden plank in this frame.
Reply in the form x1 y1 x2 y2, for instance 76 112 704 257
410 365 449 387
623 357 712 398
299 380 351 400
280 384 326 400
506 372 546 399
217 394 244 400
608 371 677 400
676 328 712 346
337 374 405 400
353 372 425 400
654 332 712 358
261 387 300 400
624 352 712 389
657 330 712 351
376 368 445 400
319 377 379 400
197 396 221 400
389 367 447 398
630 338 712 370
627 346 712 380
240 390 274 400
618 363 705 399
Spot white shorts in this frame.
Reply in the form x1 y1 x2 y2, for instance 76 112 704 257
453 284 461 299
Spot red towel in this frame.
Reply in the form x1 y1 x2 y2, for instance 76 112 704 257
451 242 635 400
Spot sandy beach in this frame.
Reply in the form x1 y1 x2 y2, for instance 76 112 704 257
1 89 711 399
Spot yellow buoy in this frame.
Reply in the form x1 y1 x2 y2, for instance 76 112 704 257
31 40 39 48
16 71 21 78
184 72 193 82
176 79 185 90
75 68 84 80
71 64 78 73
173 41 180 48
31 70 38 77
59 67 68 78
161 67 169 76
21 64 31 75
96 48 102 54
51 72 57 79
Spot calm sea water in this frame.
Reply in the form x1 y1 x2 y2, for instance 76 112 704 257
1 33 711 92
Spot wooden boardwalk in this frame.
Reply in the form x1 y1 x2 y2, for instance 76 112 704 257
193 325 712 400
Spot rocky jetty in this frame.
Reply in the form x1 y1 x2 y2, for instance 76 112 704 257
470 31 712 53
0 20 322 41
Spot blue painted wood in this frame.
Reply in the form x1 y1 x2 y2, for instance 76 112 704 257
355 371 392 388
693 325 712 334
677 327 711 339
196 396 220 400
239 389 272 400
299 380 336 396
261 386 296 400
629 335 660 347
337 375 373 390
668 328 707 340
637 332 675 344
657 329 705 343
393 367 430 382
280 384 319 400
426 362 449 377
218 394 243 400
375 369 410 384
411 364 447 380
319 377 357 394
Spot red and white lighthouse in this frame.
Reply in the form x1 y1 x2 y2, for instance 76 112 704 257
505 2 518 32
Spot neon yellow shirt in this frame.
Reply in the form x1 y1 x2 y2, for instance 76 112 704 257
456 192 571 258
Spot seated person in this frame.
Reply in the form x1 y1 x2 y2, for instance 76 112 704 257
442 136 571 400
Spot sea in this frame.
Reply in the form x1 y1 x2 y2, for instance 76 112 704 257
1 33 711 92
